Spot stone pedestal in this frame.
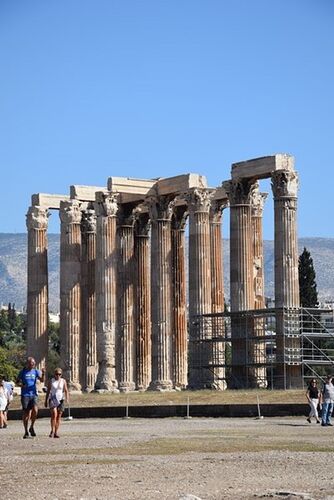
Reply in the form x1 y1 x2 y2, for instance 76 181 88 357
171 206 188 389
81 206 97 391
188 189 213 389
224 179 256 388
149 196 175 391
272 170 301 389
117 207 136 392
209 200 228 390
251 187 268 388
135 214 151 391
59 200 82 391
26 206 49 371
94 192 119 392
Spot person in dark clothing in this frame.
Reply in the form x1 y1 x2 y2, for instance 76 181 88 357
306 379 321 424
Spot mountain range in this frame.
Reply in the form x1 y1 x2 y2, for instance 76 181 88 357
0 233 333 312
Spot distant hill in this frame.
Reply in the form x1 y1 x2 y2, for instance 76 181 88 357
0 234 333 312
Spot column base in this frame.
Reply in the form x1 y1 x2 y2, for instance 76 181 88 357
68 381 82 393
118 382 136 393
136 384 149 392
95 364 119 392
149 379 174 391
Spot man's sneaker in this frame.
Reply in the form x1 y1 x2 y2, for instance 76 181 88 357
327 423 333 426
29 427 36 437
23 432 30 439
321 423 327 426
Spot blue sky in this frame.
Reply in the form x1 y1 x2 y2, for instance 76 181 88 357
0 0 333 238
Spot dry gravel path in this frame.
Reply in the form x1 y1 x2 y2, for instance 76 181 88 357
1 416 334 500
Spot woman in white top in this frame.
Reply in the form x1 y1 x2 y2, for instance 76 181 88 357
44 368 69 438
0 378 10 429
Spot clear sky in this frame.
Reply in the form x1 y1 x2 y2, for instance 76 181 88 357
0 0 333 238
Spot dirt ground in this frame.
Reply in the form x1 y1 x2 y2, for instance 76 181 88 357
1 415 334 500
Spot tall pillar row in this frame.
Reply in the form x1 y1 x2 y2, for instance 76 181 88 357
94 192 119 392
171 206 188 389
26 206 49 371
272 170 300 389
149 195 175 391
59 200 82 391
209 199 228 390
188 188 213 389
81 205 97 391
135 213 151 391
224 179 256 388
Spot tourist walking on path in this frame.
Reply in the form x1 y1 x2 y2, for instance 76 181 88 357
3 379 14 428
44 368 69 438
17 357 45 438
306 379 321 424
0 377 10 429
321 374 334 427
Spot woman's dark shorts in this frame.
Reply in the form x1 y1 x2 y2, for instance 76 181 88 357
21 395 38 411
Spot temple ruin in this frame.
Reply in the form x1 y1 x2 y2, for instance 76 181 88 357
26 154 302 391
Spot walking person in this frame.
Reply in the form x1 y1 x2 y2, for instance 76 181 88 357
321 374 334 427
44 368 69 438
0 377 10 429
17 357 45 438
3 379 14 428
306 379 321 424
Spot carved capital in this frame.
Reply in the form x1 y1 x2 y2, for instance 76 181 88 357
271 170 298 199
135 213 151 236
118 203 137 227
59 199 82 225
223 179 257 206
26 206 49 230
186 188 212 213
251 187 268 217
95 192 119 217
210 199 228 223
171 205 188 230
81 208 97 233
147 195 176 221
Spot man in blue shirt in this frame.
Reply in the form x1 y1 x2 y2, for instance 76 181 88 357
17 357 45 439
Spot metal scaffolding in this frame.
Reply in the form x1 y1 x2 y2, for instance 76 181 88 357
190 307 334 389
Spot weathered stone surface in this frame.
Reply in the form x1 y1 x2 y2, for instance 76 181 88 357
232 154 294 180
31 193 70 209
70 185 106 201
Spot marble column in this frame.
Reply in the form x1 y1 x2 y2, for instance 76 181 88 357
149 195 175 391
171 206 188 389
272 170 300 389
117 206 136 392
251 187 268 388
94 192 119 392
135 213 151 391
59 200 82 391
188 188 213 389
209 199 228 390
80 206 97 391
223 179 256 388
26 205 49 370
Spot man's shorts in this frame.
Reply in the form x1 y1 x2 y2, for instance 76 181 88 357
21 395 38 411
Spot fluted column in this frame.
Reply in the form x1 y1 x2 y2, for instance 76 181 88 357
149 195 175 391
251 187 268 388
117 206 136 392
272 170 300 388
135 213 151 391
94 192 119 392
26 205 49 370
81 206 97 391
59 200 82 391
223 179 256 388
171 206 188 389
209 199 228 390
188 188 213 389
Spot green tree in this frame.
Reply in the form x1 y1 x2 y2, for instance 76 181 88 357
298 247 318 307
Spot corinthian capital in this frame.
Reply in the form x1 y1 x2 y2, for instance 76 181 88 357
147 195 176 221
26 206 49 230
210 198 229 223
81 208 97 233
59 199 82 225
186 188 213 213
271 170 299 199
251 186 268 217
222 179 257 206
171 205 188 230
94 192 119 217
